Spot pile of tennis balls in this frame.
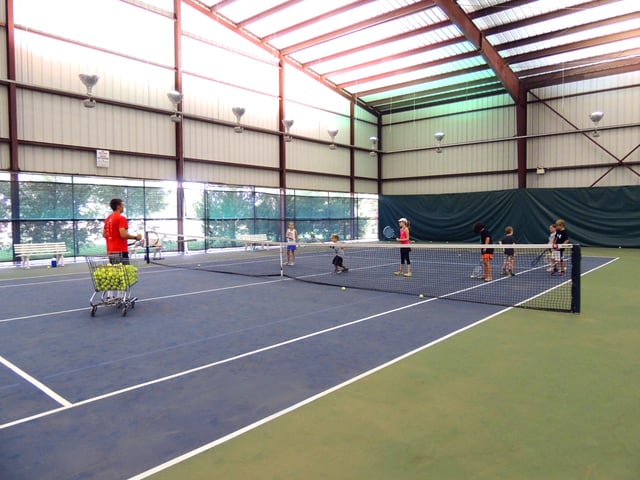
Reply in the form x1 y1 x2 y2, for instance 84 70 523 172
93 264 139 290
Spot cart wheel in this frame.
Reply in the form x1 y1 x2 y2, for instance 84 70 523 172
122 306 128 316
90 306 97 317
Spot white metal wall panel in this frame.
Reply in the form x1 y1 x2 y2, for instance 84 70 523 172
283 65 352 116
183 120 279 168
14 0 175 66
384 105 516 151
354 151 378 179
353 118 378 150
181 37 278 96
382 173 518 195
0 144 8 170
181 75 281 132
18 145 177 180
0 0 5 23
527 167 640 188
528 75 640 188
286 141 350 176
533 71 640 100
14 31 175 109
181 2 274 62
17 91 176 157
356 104 377 124
183 162 280 188
382 142 517 178
282 100 351 146
384 94 514 124
286 172 350 192
0 28 6 78
354 178 378 195
0 86 7 139
527 129 640 170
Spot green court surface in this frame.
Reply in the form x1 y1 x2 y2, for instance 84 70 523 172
148 248 640 480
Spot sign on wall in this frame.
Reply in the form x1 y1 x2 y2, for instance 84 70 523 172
96 149 110 168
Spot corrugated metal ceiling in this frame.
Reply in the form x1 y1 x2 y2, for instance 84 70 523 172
185 0 640 114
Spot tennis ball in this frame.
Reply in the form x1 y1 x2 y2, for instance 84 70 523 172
197 264 201 267
419 294 424 299
341 287 346 291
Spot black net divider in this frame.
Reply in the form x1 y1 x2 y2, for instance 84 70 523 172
144 232 581 313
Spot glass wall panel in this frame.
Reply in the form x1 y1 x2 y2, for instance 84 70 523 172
2 174 377 264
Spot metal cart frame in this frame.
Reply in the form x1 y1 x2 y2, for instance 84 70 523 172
87 255 138 316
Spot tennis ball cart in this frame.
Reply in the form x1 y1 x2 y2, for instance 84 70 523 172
87 254 139 316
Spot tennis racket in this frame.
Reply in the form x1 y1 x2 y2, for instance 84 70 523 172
382 226 396 239
530 249 549 267
470 265 483 279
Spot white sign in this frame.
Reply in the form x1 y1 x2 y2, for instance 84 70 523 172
96 149 110 168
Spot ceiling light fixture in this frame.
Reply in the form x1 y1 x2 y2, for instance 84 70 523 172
282 119 294 142
369 136 378 157
78 73 99 108
232 107 245 133
167 90 183 123
590 111 604 137
328 127 339 150
434 131 445 153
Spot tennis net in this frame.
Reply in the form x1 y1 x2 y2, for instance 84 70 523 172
143 232 581 313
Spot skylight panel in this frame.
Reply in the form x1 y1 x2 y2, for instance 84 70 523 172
349 58 490 94
489 2 640 47
471 0 592 30
293 23 464 68
255 0 423 49
328 48 480 86
500 19 640 57
511 38 640 72
359 69 497 101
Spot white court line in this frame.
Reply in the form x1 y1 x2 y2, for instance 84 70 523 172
0 278 286 324
0 355 72 407
0 279 289 416
0 293 446 431
126 259 621 479
0 258 615 433
0 265 184 289
127 306 512 480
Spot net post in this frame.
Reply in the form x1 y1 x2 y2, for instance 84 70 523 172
571 244 581 313
144 231 150 264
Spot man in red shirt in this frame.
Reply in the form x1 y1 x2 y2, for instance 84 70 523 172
103 198 142 264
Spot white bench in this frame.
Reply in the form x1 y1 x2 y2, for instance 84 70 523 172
238 234 269 251
14 242 68 268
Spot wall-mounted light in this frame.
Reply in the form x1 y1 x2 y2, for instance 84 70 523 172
328 127 339 150
369 136 378 157
232 107 245 133
167 90 183 123
536 167 546 175
78 73 99 108
590 111 604 137
434 131 445 153
282 119 294 142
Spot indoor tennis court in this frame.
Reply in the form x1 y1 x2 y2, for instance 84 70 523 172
2 1 640 479
0 246 628 479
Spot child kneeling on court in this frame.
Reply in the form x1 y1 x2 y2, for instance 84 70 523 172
330 234 348 274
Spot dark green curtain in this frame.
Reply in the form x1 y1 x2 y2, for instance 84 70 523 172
379 186 640 247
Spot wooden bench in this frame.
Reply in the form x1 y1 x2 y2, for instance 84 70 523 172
238 234 269 251
14 242 68 268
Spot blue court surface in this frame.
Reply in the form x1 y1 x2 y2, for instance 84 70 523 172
0 255 613 479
